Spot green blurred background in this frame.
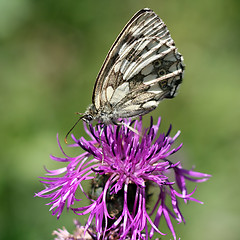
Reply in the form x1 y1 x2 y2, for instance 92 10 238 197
0 0 240 239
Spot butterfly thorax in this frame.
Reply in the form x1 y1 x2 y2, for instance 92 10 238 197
83 104 116 125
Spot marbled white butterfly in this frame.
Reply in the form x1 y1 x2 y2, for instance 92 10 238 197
66 8 184 140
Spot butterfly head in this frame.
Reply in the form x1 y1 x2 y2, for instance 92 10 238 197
82 104 98 123
81 114 93 123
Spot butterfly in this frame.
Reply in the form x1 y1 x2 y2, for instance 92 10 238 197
65 8 184 142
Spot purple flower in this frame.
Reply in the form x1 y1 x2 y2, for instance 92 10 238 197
36 117 211 240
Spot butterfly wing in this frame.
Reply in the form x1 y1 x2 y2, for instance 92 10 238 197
92 8 184 118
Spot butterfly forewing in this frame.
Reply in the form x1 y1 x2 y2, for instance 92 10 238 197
84 8 184 124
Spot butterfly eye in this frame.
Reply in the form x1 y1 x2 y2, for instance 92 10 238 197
82 114 93 123
158 69 166 76
154 60 161 68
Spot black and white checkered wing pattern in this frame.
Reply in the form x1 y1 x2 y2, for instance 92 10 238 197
92 8 184 118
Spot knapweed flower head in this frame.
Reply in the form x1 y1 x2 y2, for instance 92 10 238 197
36 117 211 240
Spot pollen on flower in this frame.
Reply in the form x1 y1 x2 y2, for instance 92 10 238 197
36 116 211 240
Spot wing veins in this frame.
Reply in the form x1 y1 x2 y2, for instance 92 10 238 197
113 68 183 108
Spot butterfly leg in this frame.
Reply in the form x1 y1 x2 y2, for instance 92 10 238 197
112 119 140 136
98 125 106 164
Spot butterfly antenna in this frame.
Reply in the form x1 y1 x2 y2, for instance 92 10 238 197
64 116 83 144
